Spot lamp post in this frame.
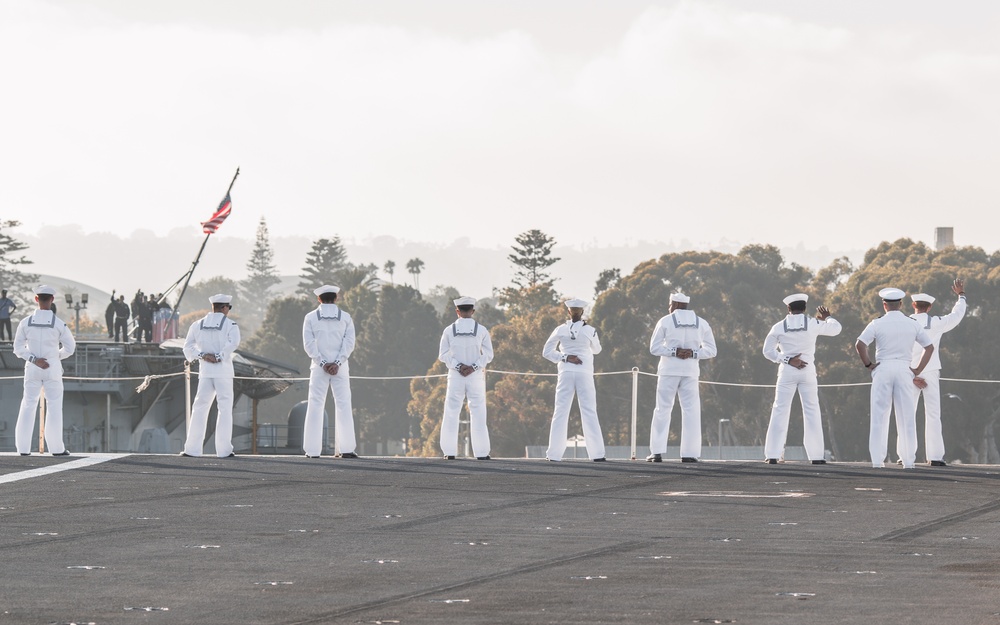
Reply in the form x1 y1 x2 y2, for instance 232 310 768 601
65 293 89 335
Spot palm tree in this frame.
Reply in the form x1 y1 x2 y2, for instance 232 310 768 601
406 258 425 292
383 260 396 286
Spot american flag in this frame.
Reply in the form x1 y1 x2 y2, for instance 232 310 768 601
201 193 232 234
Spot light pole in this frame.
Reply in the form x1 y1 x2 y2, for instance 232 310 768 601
65 293 89 335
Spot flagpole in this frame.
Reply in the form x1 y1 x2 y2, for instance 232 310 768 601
172 167 240 318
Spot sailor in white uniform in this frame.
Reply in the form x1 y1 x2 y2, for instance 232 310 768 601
181 293 241 458
647 292 717 463
856 287 934 469
542 298 607 462
762 293 842 464
897 280 967 466
13 285 75 456
302 285 358 458
439 296 494 459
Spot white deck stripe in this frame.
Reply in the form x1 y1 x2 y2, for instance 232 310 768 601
0 454 130 484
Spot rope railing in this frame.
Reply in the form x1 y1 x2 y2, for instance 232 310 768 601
35 369 1000 388
5 364 997 459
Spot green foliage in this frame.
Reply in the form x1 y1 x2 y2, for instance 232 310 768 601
298 237 349 296
594 268 621 297
820 239 1000 462
240 217 281 333
180 276 241 317
408 297 564 457
405 258 425 291
0 219 38 307
507 229 560 290
241 294 315 425
350 285 440 450
591 244 814 450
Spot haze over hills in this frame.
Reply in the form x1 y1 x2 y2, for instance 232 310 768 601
15 224 879 318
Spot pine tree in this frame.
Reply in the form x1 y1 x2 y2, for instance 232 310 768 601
298 237 349 296
498 229 561 311
0 219 38 307
508 229 559 289
240 217 281 329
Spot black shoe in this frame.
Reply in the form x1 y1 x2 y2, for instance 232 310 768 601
930 460 947 467
19 453 29 456
593 457 607 462
681 457 698 463
896 459 904 465
305 454 320 458
476 455 491 460
225 453 235 458
765 458 778 464
443 455 456 460
336 452 359 459
811 460 827 465
645 453 662 463
179 452 196 457
52 450 70 456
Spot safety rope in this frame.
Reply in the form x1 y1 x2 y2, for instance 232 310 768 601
10 369 997 393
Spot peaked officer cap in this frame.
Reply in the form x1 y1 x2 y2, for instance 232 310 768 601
911 293 935 304
782 293 809 306
209 293 233 305
34 285 56 296
454 296 477 307
564 298 588 309
669 292 690 304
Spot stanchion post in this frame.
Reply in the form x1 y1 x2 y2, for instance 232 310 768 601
630 367 639 460
252 398 258 455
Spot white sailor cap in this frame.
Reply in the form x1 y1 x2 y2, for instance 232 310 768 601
878 287 906 301
782 293 809 306
454 296 477 307
669 292 690 304
564 298 588 309
911 293 935 304
33 285 56 296
209 293 233 305
313 285 340 296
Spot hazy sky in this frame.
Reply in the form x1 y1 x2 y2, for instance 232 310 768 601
2 0 999 261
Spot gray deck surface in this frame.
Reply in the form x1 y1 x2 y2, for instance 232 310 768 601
1 454 999 624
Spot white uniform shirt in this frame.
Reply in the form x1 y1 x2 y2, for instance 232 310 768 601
857 310 932 362
762 314 842 369
13 310 75 373
649 309 718 377
542 320 602 373
439 318 494 371
302 304 356 370
909 296 966 371
183 312 241 378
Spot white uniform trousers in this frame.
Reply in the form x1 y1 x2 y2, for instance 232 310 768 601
764 367 825 461
649 375 701 459
304 364 356 456
440 370 490 457
16 376 67 455
916 370 945 462
545 370 606 460
183 376 235 457
869 361 918 468
894 370 944 463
